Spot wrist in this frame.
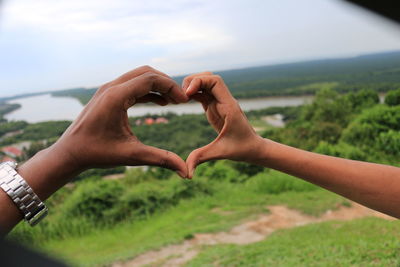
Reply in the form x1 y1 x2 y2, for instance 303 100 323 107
244 137 276 166
18 143 83 200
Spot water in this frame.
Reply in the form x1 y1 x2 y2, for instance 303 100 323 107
5 94 313 123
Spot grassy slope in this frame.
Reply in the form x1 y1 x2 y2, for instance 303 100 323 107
186 218 400 267
32 176 347 266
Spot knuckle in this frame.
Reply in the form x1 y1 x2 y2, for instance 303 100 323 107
212 75 223 82
142 72 158 81
137 65 154 73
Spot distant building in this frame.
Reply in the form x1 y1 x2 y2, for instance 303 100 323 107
2 146 23 158
144 118 155 125
155 117 169 124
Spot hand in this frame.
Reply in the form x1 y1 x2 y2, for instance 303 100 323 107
183 72 265 178
50 66 189 178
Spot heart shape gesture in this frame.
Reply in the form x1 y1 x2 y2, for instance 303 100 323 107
183 72 265 178
51 66 189 179
49 67 264 183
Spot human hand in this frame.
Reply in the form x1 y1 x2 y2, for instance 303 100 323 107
183 72 265 178
50 66 189 178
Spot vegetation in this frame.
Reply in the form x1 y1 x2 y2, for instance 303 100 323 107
187 218 400 267
4 59 400 266
0 102 21 122
52 51 400 104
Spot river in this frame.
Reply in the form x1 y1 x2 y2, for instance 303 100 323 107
4 94 314 123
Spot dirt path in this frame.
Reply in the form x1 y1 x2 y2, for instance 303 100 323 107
113 203 395 267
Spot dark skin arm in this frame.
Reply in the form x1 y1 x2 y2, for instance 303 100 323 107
184 72 400 219
0 66 189 235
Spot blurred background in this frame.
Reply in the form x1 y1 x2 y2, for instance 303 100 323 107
1 1 400 266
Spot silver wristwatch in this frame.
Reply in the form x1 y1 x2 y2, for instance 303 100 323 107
0 161 48 226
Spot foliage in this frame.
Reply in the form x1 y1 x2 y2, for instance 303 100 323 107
314 141 368 161
0 121 71 145
341 105 400 161
384 88 400 106
229 161 264 177
0 120 27 137
108 178 212 222
246 170 318 194
51 51 400 104
61 180 124 223
0 102 21 120
132 113 217 159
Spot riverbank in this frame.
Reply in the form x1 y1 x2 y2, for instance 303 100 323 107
4 94 313 123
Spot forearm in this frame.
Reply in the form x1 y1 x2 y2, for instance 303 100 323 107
254 139 400 218
0 144 81 235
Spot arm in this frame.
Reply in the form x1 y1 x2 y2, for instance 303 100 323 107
183 72 400 218
0 66 189 235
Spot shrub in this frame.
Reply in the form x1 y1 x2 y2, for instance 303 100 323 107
108 179 212 221
60 179 124 223
246 170 317 194
314 141 368 161
229 161 264 176
384 88 400 106
341 105 400 153
202 161 249 182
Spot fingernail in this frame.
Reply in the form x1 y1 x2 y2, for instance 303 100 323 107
189 168 194 179
176 170 186 178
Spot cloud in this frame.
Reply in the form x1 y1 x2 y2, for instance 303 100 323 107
1 0 400 95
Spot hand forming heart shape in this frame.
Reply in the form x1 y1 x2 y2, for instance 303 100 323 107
50 66 264 181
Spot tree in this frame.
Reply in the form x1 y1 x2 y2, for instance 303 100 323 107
384 88 400 106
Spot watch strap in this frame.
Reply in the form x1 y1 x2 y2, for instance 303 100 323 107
0 162 48 226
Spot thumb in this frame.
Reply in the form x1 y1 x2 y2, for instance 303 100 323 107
186 142 225 178
136 144 188 178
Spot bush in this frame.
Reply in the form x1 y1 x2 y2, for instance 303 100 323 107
201 161 249 182
314 141 368 161
60 180 124 223
108 179 212 221
246 171 317 194
229 161 264 176
384 88 400 106
341 105 400 153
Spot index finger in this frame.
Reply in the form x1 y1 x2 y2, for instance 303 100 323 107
107 65 170 87
186 75 234 103
116 72 188 108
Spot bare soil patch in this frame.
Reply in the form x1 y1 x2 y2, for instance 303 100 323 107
113 202 395 267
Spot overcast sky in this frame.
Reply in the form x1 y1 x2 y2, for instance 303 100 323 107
1 0 400 97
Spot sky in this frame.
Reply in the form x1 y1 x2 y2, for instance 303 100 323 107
1 0 400 97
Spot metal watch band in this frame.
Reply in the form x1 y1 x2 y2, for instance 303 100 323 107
0 161 48 226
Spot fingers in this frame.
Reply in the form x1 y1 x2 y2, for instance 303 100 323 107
135 144 188 178
114 72 188 109
185 75 234 104
107 65 170 88
182 71 213 91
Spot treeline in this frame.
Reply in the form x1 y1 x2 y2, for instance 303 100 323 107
0 103 21 122
52 51 400 104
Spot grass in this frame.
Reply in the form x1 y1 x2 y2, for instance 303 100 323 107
186 217 400 267
25 176 347 266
